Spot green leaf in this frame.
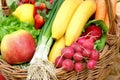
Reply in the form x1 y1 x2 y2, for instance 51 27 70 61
0 55 3 59
85 20 108 34
13 62 30 69
45 1 51 9
41 9 48 20
7 0 18 12
94 34 107 51
0 14 40 43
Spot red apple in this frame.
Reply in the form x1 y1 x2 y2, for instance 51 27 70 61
1 30 36 64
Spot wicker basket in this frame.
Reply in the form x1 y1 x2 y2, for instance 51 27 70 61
0 0 120 80
0 0 11 16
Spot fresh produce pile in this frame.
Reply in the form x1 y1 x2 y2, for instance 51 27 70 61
0 0 118 80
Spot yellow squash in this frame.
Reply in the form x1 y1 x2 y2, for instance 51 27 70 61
52 0 83 40
65 0 96 46
48 36 65 63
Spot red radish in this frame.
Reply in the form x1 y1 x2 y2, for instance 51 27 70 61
73 52 83 62
70 42 78 49
34 14 45 29
61 47 74 59
74 62 83 72
82 39 94 50
86 60 97 70
84 25 102 41
77 37 87 45
71 42 83 52
55 56 65 68
90 49 99 61
62 59 74 71
82 49 91 57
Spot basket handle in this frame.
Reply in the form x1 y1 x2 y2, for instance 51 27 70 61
105 0 118 36
1 0 7 6
1 0 11 16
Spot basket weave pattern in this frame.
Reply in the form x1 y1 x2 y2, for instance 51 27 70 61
0 0 120 80
1 0 11 16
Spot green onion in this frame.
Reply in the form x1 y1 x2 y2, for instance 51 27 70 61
27 0 64 80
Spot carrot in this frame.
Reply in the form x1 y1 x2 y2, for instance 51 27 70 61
104 13 109 28
95 0 106 21
104 0 117 28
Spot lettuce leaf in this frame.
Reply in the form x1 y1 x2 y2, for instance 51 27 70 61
0 14 40 43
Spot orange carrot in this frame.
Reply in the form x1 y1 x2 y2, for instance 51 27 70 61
104 0 117 28
95 0 106 21
104 13 109 28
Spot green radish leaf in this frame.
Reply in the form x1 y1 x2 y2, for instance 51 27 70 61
84 20 108 51
84 20 108 34
94 34 107 51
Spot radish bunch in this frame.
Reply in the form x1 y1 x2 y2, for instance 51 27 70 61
55 26 101 72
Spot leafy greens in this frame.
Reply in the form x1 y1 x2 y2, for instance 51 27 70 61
0 11 40 43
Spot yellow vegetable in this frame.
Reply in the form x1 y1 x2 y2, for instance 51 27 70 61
65 0 96 46
52 0 83 40
48 36 65 63
12 4 34 25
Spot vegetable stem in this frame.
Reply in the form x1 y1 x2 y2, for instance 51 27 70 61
27 0 64 80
